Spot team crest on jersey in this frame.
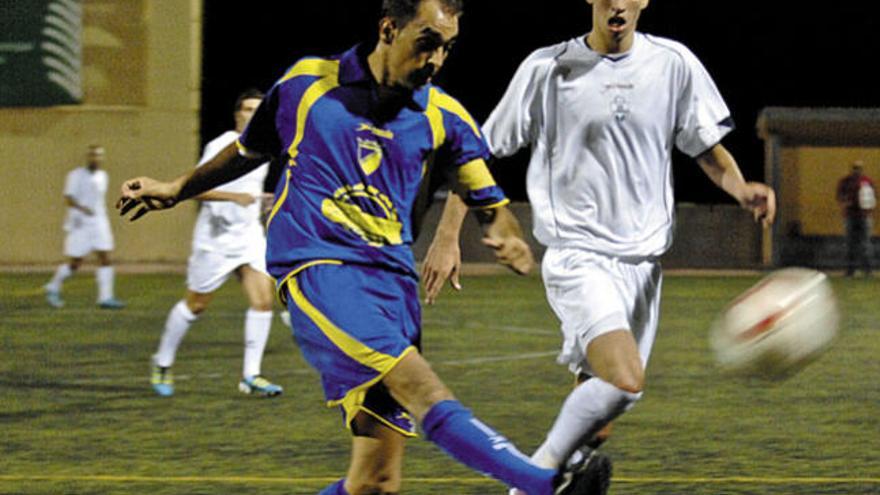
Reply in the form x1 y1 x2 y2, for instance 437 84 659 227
357 138 383 175
321 183 403 247
611 94 630 121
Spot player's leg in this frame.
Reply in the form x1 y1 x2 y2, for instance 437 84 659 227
95 250 124 309
150 290 213 396
527 250 660 472
383 351 564 495
845 217 858 277
236 264 282 396
286 264 574 495
859 218 874 276
151 249 228 396
45 225 89 307
318 412 407 495
93 218 124 308
45 256 81 308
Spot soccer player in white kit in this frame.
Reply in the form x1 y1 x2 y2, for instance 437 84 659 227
44 145 125 310
424 0 776 491
150 90 283 398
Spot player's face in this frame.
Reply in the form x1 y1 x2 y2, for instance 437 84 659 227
86 147 105 170
588 0 648 43
382 0 459 90
234 98 262 133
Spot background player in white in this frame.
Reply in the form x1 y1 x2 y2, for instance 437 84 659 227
150 89 283 398
44 144 125 310
425 0 777 491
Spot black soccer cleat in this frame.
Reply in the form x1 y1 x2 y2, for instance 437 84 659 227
553 449 612 495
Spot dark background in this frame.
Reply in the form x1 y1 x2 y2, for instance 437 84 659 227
201 1 880 203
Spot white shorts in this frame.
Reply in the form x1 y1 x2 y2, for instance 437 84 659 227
63 218 114 258
541 247 663 376
186 243 268 294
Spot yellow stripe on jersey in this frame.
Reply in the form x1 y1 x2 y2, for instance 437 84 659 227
265 168 291 228
279 58 341 83
457 158 497 192
424 98 446 150
286 60 341 164
430 88 482 137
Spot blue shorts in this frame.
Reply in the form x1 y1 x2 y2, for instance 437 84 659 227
283 262 420 437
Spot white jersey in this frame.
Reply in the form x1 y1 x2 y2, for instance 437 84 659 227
63 167 109 231
191 131 270 254
483 33 733 258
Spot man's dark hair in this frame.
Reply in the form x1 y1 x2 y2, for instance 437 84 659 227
381 0 464 27
234 88 264 112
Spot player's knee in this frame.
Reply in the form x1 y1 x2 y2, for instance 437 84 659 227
186 299 209 315
613 371 645 395
346 474 400 495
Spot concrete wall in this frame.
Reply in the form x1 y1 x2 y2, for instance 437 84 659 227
412 200 764 269
0 1 202 264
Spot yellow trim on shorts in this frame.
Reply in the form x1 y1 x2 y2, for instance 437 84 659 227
275 259 343 304
476 198 510 210
286 276 417 435
357 405 418 438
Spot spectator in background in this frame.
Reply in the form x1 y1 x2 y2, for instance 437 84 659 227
837 161 876 277
44 145 125 309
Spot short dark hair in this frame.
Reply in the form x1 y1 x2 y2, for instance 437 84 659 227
382 0 464 27
234 88 264 112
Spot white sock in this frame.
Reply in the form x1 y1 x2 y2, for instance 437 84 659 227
47 264 73 292
96 266 114 302
154 301 198 368
243 309 273 378
535 378 642 469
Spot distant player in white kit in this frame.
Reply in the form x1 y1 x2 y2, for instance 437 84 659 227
425 0 776 491
150 89 283 398
45 145 125 310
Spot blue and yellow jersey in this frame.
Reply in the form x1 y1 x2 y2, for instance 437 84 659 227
238 44 508 284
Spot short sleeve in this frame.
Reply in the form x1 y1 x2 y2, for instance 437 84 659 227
430 90 509 209
482 50 547 158
673 47 733 158
63 170 77 197
238 83 282 159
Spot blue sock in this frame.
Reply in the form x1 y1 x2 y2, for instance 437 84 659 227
318 478 348 495
422 400 556 495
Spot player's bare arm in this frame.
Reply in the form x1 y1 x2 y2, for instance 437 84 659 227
118 142 263 221
422 191 533 304
193 190 257 207
696 143 777 228
474 202 533 275
64 195 93 216
422 192 468 304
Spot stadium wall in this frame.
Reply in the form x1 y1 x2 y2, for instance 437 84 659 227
411 200 764 269
0 1 202 264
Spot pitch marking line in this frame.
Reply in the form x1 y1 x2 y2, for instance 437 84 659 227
0 475 877 485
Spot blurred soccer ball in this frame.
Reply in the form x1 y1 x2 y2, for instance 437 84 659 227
710 268 839 379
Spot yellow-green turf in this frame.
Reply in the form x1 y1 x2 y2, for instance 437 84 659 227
1 272 877 494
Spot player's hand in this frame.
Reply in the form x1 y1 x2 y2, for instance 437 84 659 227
481 234 534 275
738 182 776 228
233 193 258 207
421 236 462 305
116 177 180 221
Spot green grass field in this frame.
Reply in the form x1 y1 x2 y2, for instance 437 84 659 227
1 271 878 494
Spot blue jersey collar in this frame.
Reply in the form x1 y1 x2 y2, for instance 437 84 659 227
338 44 430 111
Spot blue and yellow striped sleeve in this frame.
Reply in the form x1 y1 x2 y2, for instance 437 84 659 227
428 88 509 209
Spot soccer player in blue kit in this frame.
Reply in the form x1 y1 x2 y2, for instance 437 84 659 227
117 1 600 494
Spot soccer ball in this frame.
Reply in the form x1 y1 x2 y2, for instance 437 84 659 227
709 268 839 378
